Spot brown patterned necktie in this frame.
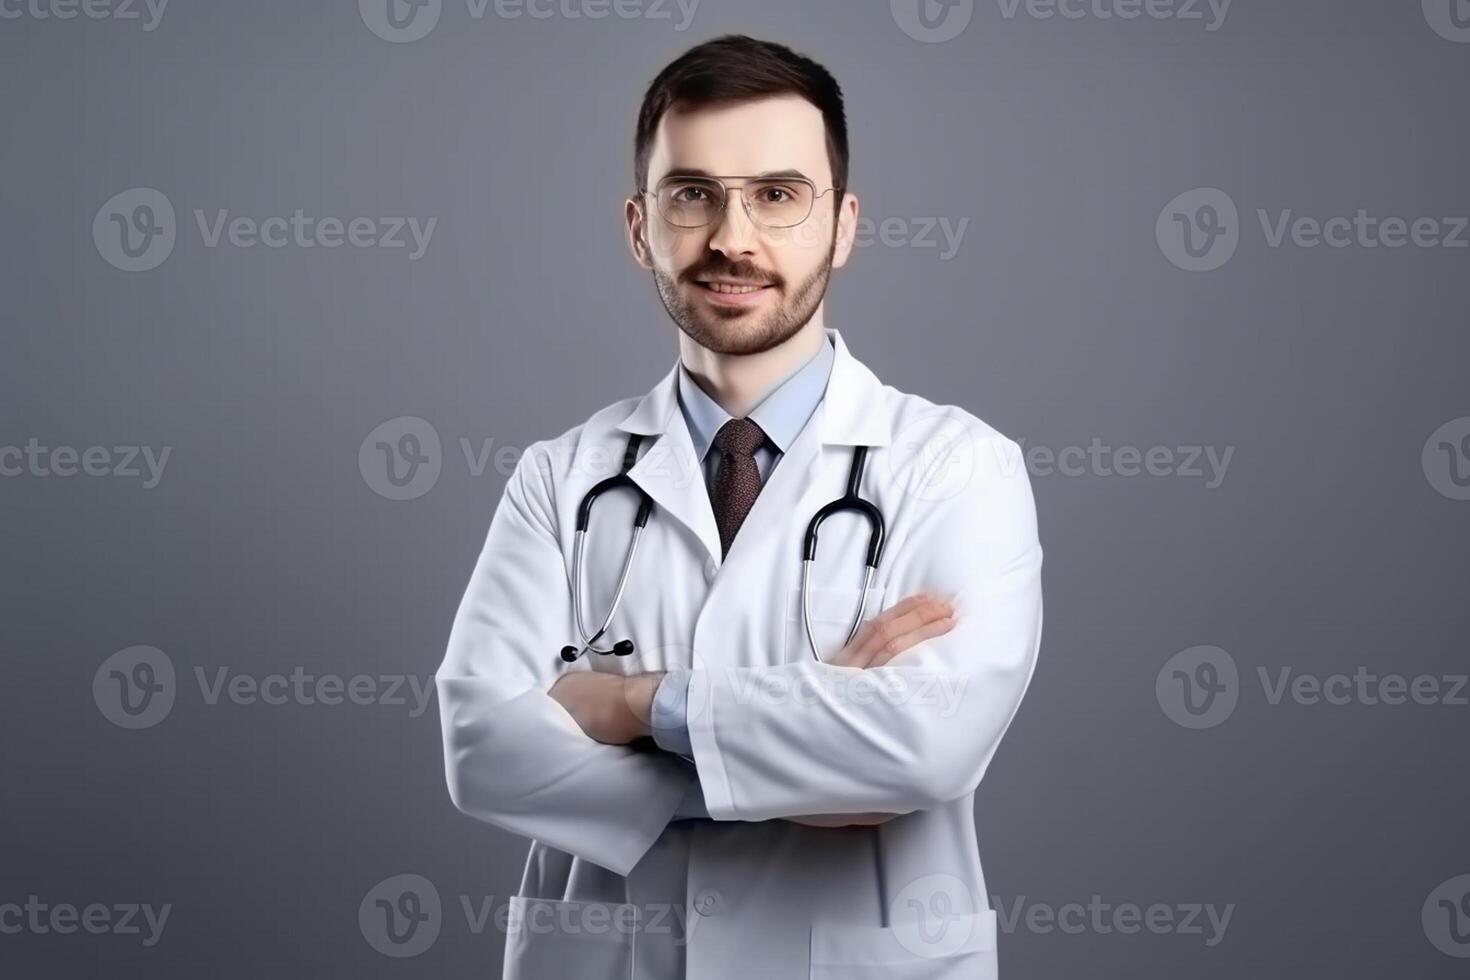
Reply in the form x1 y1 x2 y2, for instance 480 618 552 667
709 417 767 558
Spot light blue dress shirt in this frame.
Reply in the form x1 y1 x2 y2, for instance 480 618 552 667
651 332 835 818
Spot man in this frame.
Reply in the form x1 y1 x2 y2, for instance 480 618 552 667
435 35 1043 979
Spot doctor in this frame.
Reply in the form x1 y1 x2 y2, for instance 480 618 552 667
435 34 1043 980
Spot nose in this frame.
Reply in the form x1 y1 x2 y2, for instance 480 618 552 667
705 186 759 257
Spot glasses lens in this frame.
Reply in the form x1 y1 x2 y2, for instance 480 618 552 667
746 179 814 228
657 178 724 228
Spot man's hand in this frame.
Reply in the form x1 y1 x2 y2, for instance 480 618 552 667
549 670 664 745
789 591 958 827
831 591 955 669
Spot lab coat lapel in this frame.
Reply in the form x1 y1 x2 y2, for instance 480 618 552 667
614 363 723 567
611 328 892 570
815 327 892 449
721 328 894 563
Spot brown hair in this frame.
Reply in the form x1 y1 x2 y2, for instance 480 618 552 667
633 34 849 209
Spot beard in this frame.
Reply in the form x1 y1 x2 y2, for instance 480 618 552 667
652 233 837 357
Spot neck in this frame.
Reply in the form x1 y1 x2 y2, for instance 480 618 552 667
678 316 827 419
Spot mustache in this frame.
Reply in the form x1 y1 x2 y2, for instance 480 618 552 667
684 261 780 287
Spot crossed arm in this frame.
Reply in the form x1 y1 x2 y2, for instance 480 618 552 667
435 434 1041 874
547 592 959 827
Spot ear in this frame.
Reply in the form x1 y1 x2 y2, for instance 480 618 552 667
830 190 860 271
625 195 654 270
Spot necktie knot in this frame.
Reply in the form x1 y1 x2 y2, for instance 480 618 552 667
713 417 766 458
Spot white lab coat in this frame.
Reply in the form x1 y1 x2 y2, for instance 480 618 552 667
435 327 1043 980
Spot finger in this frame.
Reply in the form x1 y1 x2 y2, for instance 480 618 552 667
826 597 926 668
852 596 952 666
839 597 954 669
863 615 955 669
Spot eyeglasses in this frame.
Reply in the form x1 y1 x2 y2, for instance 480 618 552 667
640 174 841 230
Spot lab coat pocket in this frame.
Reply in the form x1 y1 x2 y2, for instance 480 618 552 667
502 896 637 980
809 908 997 980
785 585 887 664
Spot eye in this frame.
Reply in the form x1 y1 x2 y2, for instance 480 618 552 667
670 185 712 203
757 186 796 204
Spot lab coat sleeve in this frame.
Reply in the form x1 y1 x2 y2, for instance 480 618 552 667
685 432 1042 822
434 443 694 876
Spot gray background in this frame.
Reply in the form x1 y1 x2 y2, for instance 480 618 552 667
3 0 1467 976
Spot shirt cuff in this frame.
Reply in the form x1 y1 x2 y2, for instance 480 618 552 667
650 667 694 758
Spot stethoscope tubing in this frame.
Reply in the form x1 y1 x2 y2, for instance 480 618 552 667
798 445 885 662
569 523 645 660
562 434 885 665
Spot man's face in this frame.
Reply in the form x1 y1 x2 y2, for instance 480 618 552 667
627 95 858 356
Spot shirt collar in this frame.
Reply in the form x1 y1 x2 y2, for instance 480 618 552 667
676 331 835 462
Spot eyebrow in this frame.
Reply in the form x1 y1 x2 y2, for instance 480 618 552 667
661 168 811 181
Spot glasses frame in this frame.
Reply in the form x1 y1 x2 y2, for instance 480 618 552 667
639 174 842 230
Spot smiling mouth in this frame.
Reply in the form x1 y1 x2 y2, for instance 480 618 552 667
697 281 774 295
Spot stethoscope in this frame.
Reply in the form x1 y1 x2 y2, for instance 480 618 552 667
560 432 886 665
